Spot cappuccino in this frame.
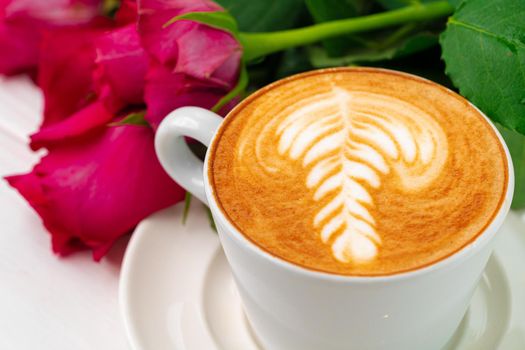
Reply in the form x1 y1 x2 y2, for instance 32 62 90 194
209 68 508 276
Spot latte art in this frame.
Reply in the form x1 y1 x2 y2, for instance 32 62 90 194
210 68 507 276
247 87 448 263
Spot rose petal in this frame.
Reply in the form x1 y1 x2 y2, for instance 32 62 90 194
6 171 88 256
169 23 241 85
0 10 39 74
0 0 104 75
7 123 185 260
94 24 148 113
38 27 107 125
138 0 240 84
211 49 242 86
144 65 227 128
5 0 102 25
137 0 241 125
30 100 113 150
115 0 137 25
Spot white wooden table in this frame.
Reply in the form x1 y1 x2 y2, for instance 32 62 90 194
0 76 129 350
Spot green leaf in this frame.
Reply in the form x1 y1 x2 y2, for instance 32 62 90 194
447 0 463 8
102 0 120 17
440 0 525 135
214 0 305 32
212 65 248 112
377 0 438 10
182 192 193 224
308 31 438 67
205 205 217 232
110 112 149 127
376 46 454 88
275 47 314 79
497 124 525 209
305 0 368 56
164 11 239 38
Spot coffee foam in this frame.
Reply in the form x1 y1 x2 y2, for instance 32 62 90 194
210 68 508 276
250 87 448 263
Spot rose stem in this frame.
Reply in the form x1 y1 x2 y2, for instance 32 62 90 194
239 1 453 62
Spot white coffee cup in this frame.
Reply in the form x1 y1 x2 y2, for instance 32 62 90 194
155 105 514 350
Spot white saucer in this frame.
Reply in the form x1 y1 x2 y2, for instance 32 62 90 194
120 203 525 350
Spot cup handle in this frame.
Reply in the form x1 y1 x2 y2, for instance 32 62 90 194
155 107 223 205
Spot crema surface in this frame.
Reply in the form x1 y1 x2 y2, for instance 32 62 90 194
209 68 508 276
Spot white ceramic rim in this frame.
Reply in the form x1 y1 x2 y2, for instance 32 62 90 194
203 67 515 284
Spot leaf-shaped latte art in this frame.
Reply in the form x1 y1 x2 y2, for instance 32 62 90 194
254 87 448 264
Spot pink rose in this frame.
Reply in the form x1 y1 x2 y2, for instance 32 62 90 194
33 7 144 149
38 26 110 127
138 0 242 127
93 24 148 114
7 123 184 260
115 0 137 25
6 0 243 260
0 0 104 75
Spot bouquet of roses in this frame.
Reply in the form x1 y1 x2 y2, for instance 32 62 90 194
2 0 524 261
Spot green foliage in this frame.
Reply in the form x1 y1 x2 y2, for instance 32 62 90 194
440 0 525 135
362 2 525 208
274 48 314 79
375 46 453 88
205 206 217 232
164 11 239 38
239 2 452 62
305 0 368 56
447 0 463 8
182 192 192 225
306 0 366 20
377 0 439 10
497 125 525 209
111 112 149 127
308 30 438 67
214 0 305 32
102 0 120 17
